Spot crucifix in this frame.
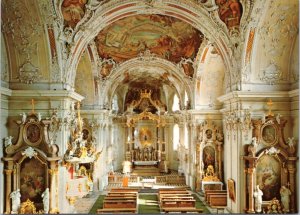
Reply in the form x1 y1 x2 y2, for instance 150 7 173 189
31 99 35 114
266 99 274 116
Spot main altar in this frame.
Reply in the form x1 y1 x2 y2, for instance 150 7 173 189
122 89 168 174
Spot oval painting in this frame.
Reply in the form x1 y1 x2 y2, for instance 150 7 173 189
262 125 276 145
26 124 40 144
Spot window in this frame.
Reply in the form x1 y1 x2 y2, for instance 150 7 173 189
172 94 180 112
173 124 179 150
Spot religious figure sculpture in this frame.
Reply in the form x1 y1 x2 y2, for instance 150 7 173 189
280 185 291 213
38 113 42 122
253 185 263 213
4 136 13 147
21 112 27 124
41 188 50 213
10 189 21 214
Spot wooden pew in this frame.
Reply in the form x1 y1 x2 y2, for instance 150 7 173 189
110 188 139 192
161 199 196 208
107 193 137 197
105 196 137 201
97 208 136 214
158 190 190 198
159 188 187 192
160 196 194 201
103 199 136 208
162 207 203 213
205 190 227 203
159 190 190 194
209 194 227 207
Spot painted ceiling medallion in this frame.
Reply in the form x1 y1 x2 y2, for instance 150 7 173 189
95 14 203 63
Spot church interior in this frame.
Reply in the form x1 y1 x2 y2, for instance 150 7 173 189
0 0 299 214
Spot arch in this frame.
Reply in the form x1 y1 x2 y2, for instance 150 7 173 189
99 56 194 109
61 1 234 89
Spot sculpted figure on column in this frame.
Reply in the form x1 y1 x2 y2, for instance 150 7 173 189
42 188 50 213
10 189 21 214
253 185 263 213
280 185 291 213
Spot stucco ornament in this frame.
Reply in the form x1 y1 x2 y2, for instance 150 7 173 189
22 147 37 159
17 61 41 84
265 146 280 155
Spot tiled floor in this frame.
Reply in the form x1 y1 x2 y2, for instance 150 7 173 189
74 191 104 213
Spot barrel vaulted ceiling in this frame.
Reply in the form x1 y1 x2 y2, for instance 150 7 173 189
1 0 298 110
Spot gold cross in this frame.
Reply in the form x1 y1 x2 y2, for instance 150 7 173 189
31 99 35 114
267 99 274 116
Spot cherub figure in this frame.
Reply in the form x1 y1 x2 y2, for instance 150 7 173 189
21 112 27 124
4 136 13 147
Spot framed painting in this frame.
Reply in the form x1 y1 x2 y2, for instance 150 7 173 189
23 122 42 146
228 178 236 202
261 124 277 146
256 154 281 201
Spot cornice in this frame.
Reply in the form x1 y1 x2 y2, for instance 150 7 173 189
217 91 294 103
0 87 12 96
288 89 299 98
10 90 84 101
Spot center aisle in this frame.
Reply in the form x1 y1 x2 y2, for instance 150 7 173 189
138 194 160 214
87 189 211 214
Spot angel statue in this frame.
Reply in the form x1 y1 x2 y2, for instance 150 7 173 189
4 136 13 147
10 189 21 213
287 137 295 148
20 112 27 124
41 188 50 213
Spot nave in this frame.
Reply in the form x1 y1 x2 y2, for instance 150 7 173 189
74 182 216 214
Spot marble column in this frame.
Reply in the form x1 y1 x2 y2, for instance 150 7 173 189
287 161 297 213
247 167 255 213
49 164 59 213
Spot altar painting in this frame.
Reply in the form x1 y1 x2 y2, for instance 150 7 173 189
256 154 281 201
203 146 215 170
20 157 46 206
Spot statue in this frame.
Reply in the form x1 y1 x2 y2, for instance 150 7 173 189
287 137 295 148
37 112 42 121
21 112 27 124
280 185 291 213
41 188 50 213
276 114 281 124
10 189 21 213
253 185 263 213
4 136 13 147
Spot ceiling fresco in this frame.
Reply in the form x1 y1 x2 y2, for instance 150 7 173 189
95 14 204 63
62 0 87 28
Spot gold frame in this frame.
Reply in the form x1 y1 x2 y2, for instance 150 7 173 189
260 123 278 146
23 122 43 146
20 199 37 214
228 178 236 202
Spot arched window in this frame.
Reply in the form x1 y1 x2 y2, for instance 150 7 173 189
112 94 119 112
184 124 189 148
173 124 179 150
172 94 180 112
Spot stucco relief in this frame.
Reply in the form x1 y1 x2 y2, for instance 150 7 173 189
1 36 9 82
254 0 298 85
1 1 49 83
75 51 95 105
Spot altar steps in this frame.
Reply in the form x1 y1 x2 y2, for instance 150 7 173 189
131 166 161 176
